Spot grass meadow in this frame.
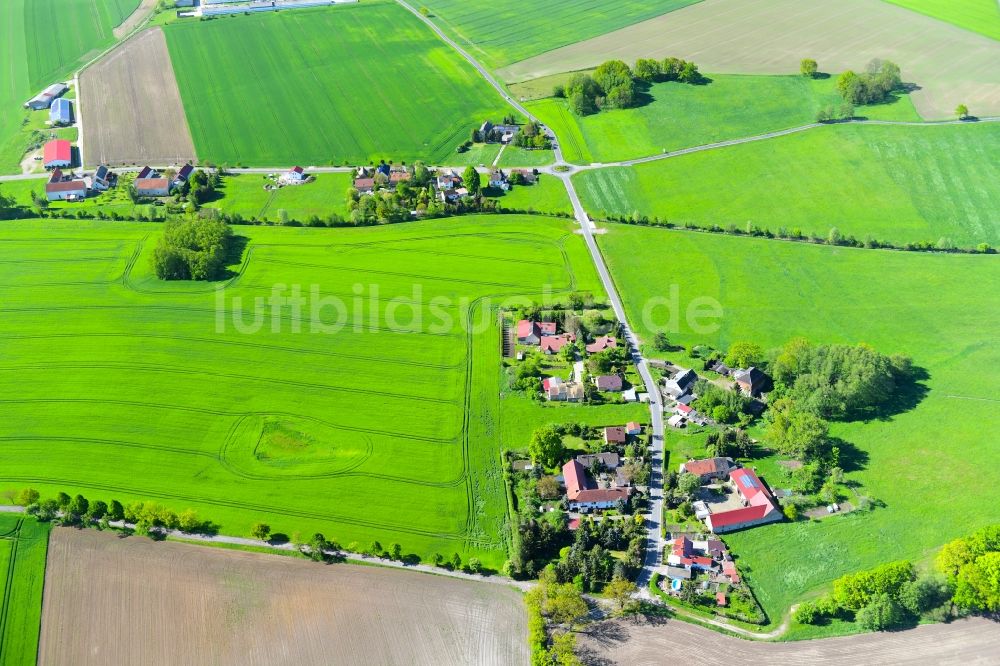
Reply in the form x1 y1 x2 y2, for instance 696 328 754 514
164 2 509 167
0 516 51 666
419 0 701 69
0 0 32 174
596 225 1000 630
528 74 920 164
487 175 573 215
204 173 354 223
884 0 1000 41
0 215 604 568
575 122 1000 247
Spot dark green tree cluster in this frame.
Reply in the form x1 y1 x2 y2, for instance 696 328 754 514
771 338 913 419
184 169 220 206
152 217 233 281
693 379 751 425
21 487 208 535
706 428 753 459
937 525 1000 613
551 515 646 591
557 56 702 116
514 121 550 149
798 560 952 631
836 59 902 106
586 344 628 374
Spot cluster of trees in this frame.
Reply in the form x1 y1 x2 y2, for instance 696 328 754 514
554 56 702 116
13 487 211 536
526 568 590 665
514 121 550 150
936 525 1000 613
796 560 953 631
706 427 753 459
0 187 20 220
836 59 902 106
551 515 647 591
693 379 752 425
152 217 233 281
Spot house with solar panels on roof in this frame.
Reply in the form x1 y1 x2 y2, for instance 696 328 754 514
49 98 72 126
681 457 784 533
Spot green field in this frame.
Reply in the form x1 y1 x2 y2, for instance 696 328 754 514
575 122 1000 247
420 0 701 70
0 516 51 666
0 0 31 174
529 74 920 164
487 174 572 215
204 173 354 223
164 3 510 167
25 0 139 89
597 225 1000 629
0 215 604 568
884 0 1000 41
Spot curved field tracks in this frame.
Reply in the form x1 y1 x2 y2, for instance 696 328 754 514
0 216 603 567
79 27 196 167
39 528 528 665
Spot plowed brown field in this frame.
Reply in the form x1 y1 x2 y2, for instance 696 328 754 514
79 27 195 167
38 529 527 666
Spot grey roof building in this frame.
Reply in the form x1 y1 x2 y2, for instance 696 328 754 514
49 98 72 125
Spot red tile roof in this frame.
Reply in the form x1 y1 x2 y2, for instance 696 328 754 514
43 139 71 165
562 460 587 500
291 166 304 174
604 426 626 443
595 375 623 391
677 403 693 415
626 421 641 432
135 177 170 191
540 334 574 354
586 336 616 354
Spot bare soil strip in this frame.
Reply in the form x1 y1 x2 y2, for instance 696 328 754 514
79 28 196 167
498 0 1000 120
39 529 528 666
113 0 159 40
577 616 1000 665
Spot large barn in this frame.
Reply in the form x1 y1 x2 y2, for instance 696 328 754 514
43 140 72 168
26 83 68 110
49 98 72 126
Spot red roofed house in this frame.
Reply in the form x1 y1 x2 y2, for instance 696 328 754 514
603 426 626 444
540 333 575 354
671 536 693 558
722 560 741 584
676 403 693 416
716 592 727 606
517 320 556 345
43 139 72 168
586 335 617 354
135 177 171 197
626 421 641 435
562 459 632 511
678 457 737 482
287 166 305 182
594 375 623 392
704 468 782 533
45 168 87 201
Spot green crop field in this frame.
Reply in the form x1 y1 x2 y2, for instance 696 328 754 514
0 0 31 174
528 74 920 164
575 122 1000 248
0 516 51 666
883 0 1000 41
0 215 604 568
420 0 701 70
164 3 510 167
25 0 140 89
204 173 354 223
597 225 1000 629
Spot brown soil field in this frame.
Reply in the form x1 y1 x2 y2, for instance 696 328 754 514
113 0 160 40
498 0 1000 120
79 28 196 168
38 529 528 666
578 616 1000 665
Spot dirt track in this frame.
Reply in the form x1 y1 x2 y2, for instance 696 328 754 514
79 28 196 167
113 0 159 39
577 615 1000 665
39 528 528 666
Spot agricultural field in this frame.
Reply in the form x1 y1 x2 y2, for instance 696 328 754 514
0 215 603 568
0 0 32 174
0 515 51 666
497 0 1000 120
24 0 139 90
574 122 1000 248
164 3 510 167
80 27 196 168
883 0 1000 41
596 225 1000 627
527 74 919 164
204 173 354 223
419 0 702 69
39 528 527 665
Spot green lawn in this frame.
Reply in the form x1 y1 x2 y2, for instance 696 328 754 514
0 215 604 569
596 225 1000 631
204 173 353 223
883 0 1000 41
487 174 573 215
575 122 1000 248
420 0 702 70
0 516 51 666
164 3 510 167
529 74 920 164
